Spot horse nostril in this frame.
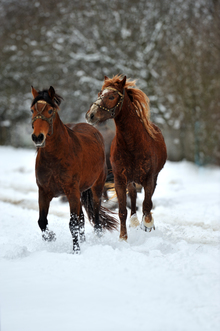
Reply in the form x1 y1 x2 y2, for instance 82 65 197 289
32 133 37 142
90 113 94 120
38 133 44 142
32 133 44 144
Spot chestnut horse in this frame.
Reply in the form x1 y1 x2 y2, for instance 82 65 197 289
86 75 167 240
31 86 118 253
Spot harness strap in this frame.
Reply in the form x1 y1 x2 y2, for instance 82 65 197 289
92 88 125 118
32 101 56 136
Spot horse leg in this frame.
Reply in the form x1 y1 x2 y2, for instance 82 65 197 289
102 185 109 201
38 188 56 241
91 177 104 236
141 175 157 232
115 176 127 240
127 182 140 228
79 205 86 243
66 187 81 253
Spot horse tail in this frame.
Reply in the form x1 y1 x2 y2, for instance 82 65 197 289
81 189 118 231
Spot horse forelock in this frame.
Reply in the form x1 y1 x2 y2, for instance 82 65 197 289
102 75 158 139
31 89 63 109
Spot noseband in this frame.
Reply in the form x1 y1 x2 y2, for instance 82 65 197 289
32 100 57 136
92 87 125 118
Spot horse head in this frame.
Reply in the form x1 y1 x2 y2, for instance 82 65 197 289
86 76 126 125
30 86 62 147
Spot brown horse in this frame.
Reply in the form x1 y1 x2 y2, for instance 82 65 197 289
31 86 118 253
86 75 167 240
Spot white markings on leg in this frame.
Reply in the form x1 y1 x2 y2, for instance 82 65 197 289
129 213 140 228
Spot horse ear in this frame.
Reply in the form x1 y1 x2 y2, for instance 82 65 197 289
104 76 109 81
121 76 126 87
31 86 38 99
48 86 55 99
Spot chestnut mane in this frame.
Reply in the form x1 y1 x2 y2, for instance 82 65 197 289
102 75 157 139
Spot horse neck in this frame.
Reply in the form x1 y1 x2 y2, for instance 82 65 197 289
114 94 142 143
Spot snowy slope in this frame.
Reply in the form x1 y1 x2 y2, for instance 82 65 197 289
0 146 220 331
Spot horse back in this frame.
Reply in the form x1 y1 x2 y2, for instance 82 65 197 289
69 122 104 147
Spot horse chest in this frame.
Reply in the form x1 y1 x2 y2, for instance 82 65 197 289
112 148 151 183
36 165 66 196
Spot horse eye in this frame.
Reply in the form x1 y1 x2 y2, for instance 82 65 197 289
48 109 53 114
109 95 114 100
31 109 34 113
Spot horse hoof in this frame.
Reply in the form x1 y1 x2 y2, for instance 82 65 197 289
42 230 56 242
119 238 127 242
140 222 155 232
73 246 81 254
141 214 155 232
129 214 140 228
80 234 86 243
119 234 128 241
94 228 103 238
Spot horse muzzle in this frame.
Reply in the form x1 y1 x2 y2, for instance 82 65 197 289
86 107 98 125
32 133 46 147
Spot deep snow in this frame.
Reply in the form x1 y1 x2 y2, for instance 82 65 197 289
0 146 220 331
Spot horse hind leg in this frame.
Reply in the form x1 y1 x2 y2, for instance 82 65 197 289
91 181 103 236
79 206 86 243
127 182 140 228
38 188 56 242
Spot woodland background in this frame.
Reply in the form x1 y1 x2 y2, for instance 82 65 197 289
0 0 219 165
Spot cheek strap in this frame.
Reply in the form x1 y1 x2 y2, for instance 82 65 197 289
92 88 125 118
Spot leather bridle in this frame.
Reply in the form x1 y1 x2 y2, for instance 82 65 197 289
32 100 57 136
92 87 125 118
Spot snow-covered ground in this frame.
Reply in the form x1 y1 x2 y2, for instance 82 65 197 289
0 146 220 331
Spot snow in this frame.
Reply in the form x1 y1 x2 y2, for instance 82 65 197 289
0 146 220 331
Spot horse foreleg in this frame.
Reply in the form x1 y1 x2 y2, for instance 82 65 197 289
127 182 140 228
38 188 56 241
141 175 157 232
67 188 81 253
69 213 81 253
115 177 127 240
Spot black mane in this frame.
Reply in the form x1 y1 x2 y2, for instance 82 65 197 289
31 89 63 108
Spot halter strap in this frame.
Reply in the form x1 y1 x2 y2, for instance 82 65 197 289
92 88 125 118
32 101 57 136
104 87 124 97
